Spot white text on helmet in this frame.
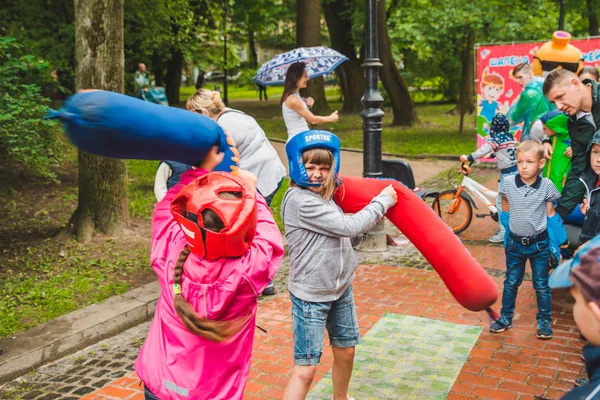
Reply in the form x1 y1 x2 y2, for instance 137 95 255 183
305 134 331 142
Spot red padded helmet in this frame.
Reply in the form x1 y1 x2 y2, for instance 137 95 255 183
171 172 257 259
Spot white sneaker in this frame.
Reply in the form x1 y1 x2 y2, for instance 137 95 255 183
488 232 505 243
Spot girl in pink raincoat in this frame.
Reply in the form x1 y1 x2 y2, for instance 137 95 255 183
135 148 285 399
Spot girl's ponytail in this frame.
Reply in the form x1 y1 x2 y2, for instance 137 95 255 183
172 246 250 342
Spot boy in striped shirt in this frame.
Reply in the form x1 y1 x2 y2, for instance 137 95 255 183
491 140 561 339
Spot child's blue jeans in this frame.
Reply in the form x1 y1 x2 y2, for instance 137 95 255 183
496 169 517 231
501 234 552 323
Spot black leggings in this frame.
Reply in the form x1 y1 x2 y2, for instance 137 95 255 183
145 386 159 400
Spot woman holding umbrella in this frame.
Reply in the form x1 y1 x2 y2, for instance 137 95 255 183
281 62 339 140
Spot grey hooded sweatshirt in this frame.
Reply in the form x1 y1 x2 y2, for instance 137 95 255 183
281 186 395 302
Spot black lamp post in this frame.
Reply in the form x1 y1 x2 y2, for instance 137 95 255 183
361 0 384 179
223 0 229 106
558 0 565 30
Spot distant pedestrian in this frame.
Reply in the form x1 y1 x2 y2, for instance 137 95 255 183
282 62 339 140
257 83 268 101
195 71 205 90
135 148 284 400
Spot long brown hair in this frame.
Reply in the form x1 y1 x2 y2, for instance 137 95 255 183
173 193 250 342
302 148 337 200
281 62 306 105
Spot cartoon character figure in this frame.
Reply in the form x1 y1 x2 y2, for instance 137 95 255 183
532 31 584 77
477 67 509 136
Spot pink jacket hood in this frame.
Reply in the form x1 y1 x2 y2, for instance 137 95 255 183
135 168 284 399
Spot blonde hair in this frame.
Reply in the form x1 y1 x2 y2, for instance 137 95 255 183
517 140 545 160
186 89 226 116
302 148 337 200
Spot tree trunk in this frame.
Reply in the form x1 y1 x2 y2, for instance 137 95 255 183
73 0 128 242
248 29 258 68
296 0 329 114
323 0 364 114
457 28 476 134
588 0 599 36
376 0 417 126
166 49 183 106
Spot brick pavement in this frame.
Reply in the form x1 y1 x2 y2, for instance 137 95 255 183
0 175 586 400
74 253 583 400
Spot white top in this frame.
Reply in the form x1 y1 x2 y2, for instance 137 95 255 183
282 92 310 140
217 109 287 198
154 162 172 202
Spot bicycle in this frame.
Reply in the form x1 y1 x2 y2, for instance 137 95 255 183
432 161 499 234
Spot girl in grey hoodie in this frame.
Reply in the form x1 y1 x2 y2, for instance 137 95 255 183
281 145 397 400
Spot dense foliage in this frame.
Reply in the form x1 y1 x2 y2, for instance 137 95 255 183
0 37 62 181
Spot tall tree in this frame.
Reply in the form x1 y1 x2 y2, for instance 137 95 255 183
296 0 329 114
72 0 129 242
323 0 364 113
457 28 475 134
377 0 417 126
587 0 599 36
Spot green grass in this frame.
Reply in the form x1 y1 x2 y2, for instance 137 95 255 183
180 84 341 101
127 159 161 219
0 245 149 338
181 85 476 157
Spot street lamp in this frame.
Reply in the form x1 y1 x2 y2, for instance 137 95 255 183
359 0 386 251
558 0 565 30
361 0 384 179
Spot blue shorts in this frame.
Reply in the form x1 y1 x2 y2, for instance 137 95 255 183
290 285 360 366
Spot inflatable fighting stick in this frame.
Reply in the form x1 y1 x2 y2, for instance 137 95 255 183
46 90 239 172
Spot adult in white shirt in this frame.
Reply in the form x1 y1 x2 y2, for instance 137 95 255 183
185 89 287 207
281 62 339 140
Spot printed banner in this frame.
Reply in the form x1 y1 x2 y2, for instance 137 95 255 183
475 36 600 154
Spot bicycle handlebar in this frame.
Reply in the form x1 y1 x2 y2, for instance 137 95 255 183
459 160 474 175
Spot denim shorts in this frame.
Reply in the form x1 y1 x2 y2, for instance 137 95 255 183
290 285 360 366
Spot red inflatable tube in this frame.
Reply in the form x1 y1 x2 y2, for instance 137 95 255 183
334 175 497 312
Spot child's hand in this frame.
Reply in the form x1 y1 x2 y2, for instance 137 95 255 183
380 185 398 205
198 146 224 172
329 110 339 123
543 142 553 159
237 169 258 190
460 155 468 162
304 97 315 108
580 198 589 216
564 147 572 158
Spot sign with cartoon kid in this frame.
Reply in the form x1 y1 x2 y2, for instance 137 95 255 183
476 34 600 153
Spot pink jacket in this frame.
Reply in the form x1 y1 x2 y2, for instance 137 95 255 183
135 168 284 400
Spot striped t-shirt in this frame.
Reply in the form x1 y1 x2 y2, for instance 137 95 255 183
500 175 561 237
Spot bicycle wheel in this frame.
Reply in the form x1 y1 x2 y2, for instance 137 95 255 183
433 189 473 234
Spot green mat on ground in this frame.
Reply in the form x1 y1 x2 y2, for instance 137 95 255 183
307 314 482 400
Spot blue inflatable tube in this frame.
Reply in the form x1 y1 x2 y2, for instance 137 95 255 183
563 206 585 226
46 90 237 171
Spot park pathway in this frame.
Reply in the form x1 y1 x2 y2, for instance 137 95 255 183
0 164 586 400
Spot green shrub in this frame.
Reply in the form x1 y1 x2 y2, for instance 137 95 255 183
0 37 62 181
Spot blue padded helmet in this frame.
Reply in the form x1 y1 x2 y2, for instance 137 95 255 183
286 130 341 187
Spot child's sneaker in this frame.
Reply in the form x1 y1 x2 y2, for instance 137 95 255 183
536 320 553 339
489 317 512 333
488 231 505 243
262 281 275 296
